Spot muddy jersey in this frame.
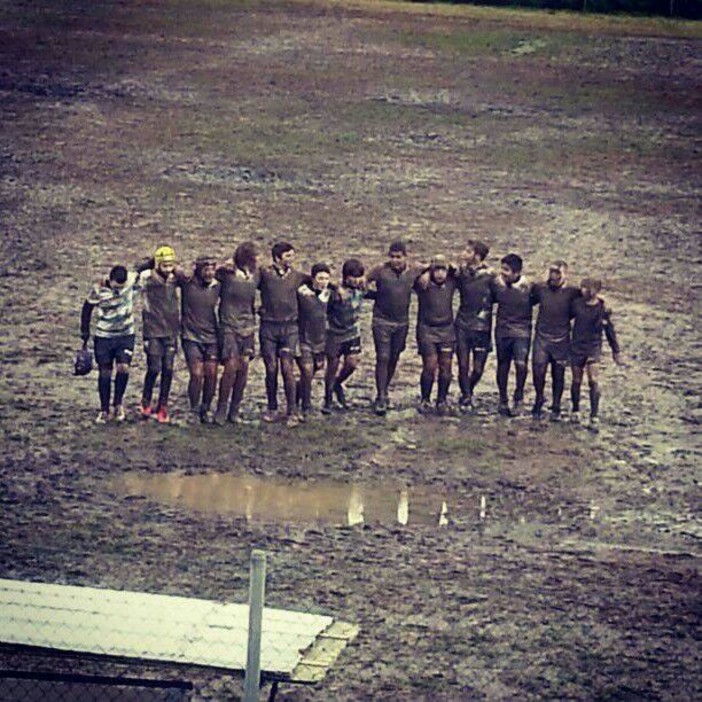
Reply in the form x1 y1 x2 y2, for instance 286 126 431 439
367 263 423 326
491 276 533 340
455 264 496 332
179 276 220 344
85 272 139 339
298 283 330 350
216 267 260 336
138 269 179 340
415 276 458 328
327 285 364 343
532 282 580 342
258 266 308 323
571 297 620 357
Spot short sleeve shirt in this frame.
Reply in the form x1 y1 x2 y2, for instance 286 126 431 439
86 272 139 339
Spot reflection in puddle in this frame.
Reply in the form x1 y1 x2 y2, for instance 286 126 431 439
119 473 449 528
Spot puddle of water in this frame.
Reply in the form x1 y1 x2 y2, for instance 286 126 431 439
119 473 450 528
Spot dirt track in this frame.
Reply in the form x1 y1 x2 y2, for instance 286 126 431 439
1 0 701 699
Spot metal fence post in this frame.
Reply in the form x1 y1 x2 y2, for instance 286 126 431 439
243 549 266 702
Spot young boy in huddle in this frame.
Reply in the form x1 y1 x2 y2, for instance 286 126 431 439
570 278 622 432
323 259 365 414
81 265 140 423
297 263 332 419
414 255 458 415
137 245 180 423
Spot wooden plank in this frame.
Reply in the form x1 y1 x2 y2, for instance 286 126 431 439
291 620 360 684
0 579 335 677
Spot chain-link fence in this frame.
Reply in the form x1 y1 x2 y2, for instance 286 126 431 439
0 553 357 702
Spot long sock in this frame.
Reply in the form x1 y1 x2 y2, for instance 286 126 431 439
496 362 509 404
216 365 236 416
230 366 249 416
202 367 217 411
458 359 470 397
552 365 565 412
375 359 389 400
98 375 111 412
571 382 582 412
533 365 546 404
420 369 434 402
188 376 203 410
157 369 173 410
437 370 451 403
515 364 528 402
265 368 278 411
468 369 483 395
142 369 158 406
589 382 601 418
113 371 129 407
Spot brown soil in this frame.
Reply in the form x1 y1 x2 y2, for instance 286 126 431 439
0 1 700 699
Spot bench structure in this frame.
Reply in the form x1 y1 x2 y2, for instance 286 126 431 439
0 578 358 699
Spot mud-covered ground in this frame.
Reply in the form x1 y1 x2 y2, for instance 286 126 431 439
0 0 700 699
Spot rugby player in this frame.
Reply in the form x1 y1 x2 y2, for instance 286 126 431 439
365 241 424 416
454 240 495 412
491 254 533 417
81 265 139 423
137 246 179 424
176 256 220 423
570 278 622 432
322 259 365 415
531 261 581 421
297 263 332 419
213 242 260 426
414 255 458 416
258 242 308 424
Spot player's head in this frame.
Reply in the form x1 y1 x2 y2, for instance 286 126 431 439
108 265 129 289
580 277 602 301
430 254 449 284
464 239 489 265
195 255 217 283
311 262 331 290
548 260 568 287
387 240 407 270
500 254 522 283
342 258 365 289
234 241 260 271
154 245 177 276
272 241 295 268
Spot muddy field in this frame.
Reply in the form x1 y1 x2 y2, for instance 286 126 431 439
0 0 701 699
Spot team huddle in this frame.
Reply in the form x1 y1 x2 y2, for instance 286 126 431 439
79 239 622 431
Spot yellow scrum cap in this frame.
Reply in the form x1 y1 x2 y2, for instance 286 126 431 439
154 245 177 265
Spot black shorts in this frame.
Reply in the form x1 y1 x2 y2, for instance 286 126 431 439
144 337 178 358
495 336 530 364
219 328 255 361
372 322 408 359
326 335 362 359
299 343 326 368
570 345 602 367
182 338 219 364
260 321 300 359
455 327 492 356
416 324 455 357
533 335 570 366
94 335 135 366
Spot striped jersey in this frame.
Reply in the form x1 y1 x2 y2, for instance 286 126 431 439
85 272 140 338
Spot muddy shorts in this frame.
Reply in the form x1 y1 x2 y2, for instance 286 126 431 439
416 323 455 357
299 342 326 369
259 321 300 360
455 326 492 356
372 321 408 360
144 337 178 372
495 336 531 365
218 327 255 361
94 334 135 367
326 335 362 359
182 338 219 364
533 334 570 367
570 344 602 368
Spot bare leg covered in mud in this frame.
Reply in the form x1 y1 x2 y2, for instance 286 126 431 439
214 356 249 424
324 353 360 413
